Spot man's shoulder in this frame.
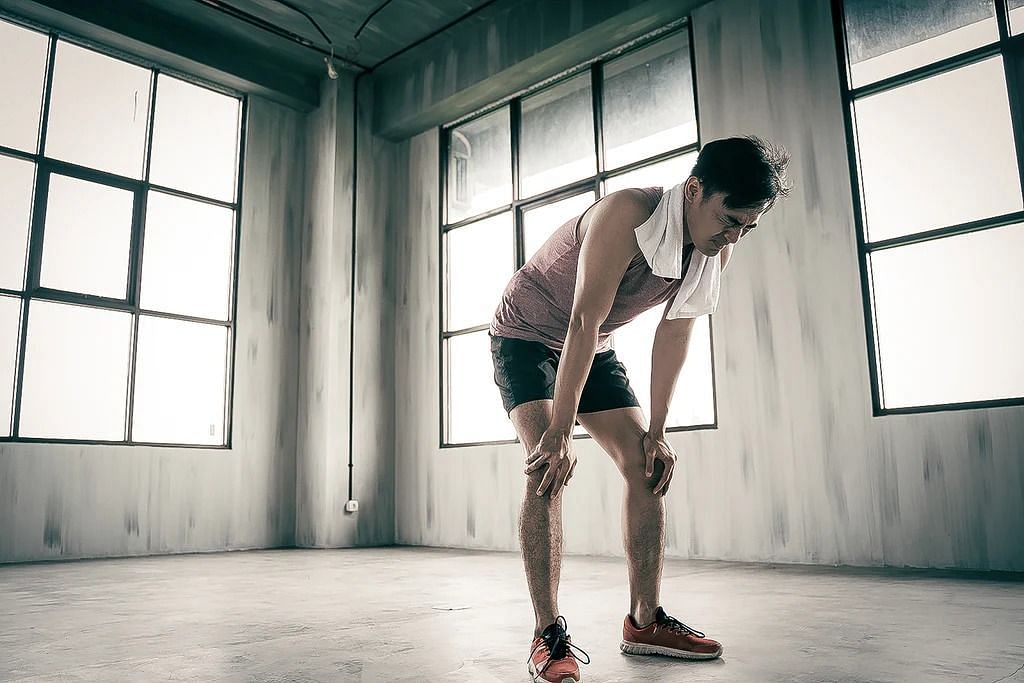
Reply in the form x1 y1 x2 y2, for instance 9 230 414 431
607 187 655 209
577 189 651 260
587 189 655 230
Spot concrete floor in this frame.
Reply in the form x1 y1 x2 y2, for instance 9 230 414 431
1 547 1022 682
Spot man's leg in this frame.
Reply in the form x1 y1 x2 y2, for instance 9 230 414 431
576 407 664 627
510 398 564 637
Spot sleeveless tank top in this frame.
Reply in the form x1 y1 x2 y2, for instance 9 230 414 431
489 186 690 352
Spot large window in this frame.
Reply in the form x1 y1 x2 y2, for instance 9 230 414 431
440 25 716 447
835 0 1024 413
0 17 244 447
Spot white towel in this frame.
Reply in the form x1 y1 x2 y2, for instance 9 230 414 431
633 182 721 319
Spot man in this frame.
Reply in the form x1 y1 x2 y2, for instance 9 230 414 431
488 136 791 682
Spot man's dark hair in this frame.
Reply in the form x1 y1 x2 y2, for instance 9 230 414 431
690 135 792 211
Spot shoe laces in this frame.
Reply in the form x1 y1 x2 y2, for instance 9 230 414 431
529 616 592 675
657 611 706 638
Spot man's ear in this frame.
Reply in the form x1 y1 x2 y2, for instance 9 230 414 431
684 176 701 203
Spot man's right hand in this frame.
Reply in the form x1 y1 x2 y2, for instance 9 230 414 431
525 427 577 499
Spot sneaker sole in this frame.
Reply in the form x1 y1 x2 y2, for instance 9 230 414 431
527 660 581 682
619 640 723 660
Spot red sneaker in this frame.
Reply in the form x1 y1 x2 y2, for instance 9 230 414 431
620 606 723 660
528 616 591 682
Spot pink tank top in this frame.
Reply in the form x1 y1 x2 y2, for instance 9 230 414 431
489 187 689 352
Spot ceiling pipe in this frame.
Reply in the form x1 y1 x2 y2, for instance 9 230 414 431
192 0 370 73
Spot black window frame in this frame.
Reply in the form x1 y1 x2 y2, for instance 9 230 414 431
0 13 247 449
832 0 1024 416
438 20 720 449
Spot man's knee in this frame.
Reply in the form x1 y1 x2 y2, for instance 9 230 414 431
522 468 566 505
602 436 648 483
622 457 664 494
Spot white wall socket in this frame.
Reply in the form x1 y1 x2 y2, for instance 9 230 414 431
345 500 359 513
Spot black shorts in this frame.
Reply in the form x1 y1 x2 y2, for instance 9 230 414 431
489 334 640 416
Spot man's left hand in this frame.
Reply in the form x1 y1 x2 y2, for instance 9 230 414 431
643 431 677 496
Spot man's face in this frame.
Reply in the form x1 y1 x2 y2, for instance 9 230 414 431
684 178 765 258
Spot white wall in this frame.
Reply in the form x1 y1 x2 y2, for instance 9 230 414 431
295 74 397 548
0 97 305 562
0 67 400 562
391 0 1024 571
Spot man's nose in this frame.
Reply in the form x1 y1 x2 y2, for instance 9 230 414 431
725 228 742 243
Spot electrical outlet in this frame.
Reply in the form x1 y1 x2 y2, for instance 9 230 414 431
345 500 359 513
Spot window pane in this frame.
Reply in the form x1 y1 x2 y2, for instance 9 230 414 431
0 19 48 153
520 73 596 198
522 192 595 263
0 296 20 437
46 41 151 179
40 174 134 299
603 152 697 196
602 34 697 171
141 192 234 320
870 225 1024 408
1011 0 1024 34
843 0 997 88
447 331 516 444
19 300 131 440
447 108 512 224
132 316 227 446
150 75 240 202
445 212 514 331
855 58 1020 242
0 155 36 291
611 308 714 427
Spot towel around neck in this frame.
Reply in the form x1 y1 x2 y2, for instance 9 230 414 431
633 182 722 320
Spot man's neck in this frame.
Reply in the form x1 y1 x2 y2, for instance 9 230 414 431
680 200 693 247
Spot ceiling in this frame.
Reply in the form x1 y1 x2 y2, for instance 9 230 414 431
0 0 498 108
148 0 499 74
197 0 494 68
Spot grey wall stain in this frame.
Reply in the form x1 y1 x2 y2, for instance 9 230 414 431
796 289 820 360
702 15 723 117
688 514 701 557
758 11 782 76
0 466 16 506
922 440 944 483
799 0 827 66
425 466 434 529
124 509 140 537
466 502 476 539
43 493 62 551
876 437 901 527
751 288 774 358
266 276 276 323
966 417 993 503
821 405 849 524
770 498 789 548
970 418 991 464
799 140 821 216
752 287 780 423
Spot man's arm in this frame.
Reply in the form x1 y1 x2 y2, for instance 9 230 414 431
527 190 652 499
649 243 732 431
548 191 651 431
649 310 696 434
